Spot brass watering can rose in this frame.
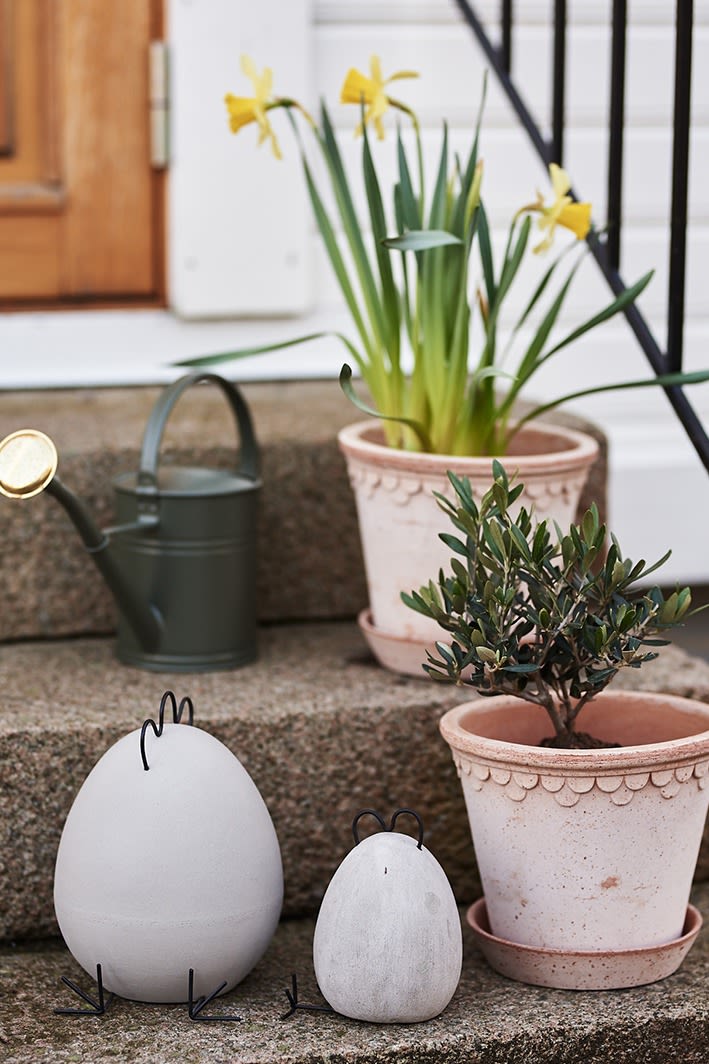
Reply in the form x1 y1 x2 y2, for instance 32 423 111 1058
0 429 58 499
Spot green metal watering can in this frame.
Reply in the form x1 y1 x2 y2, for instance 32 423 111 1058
0 372 261 672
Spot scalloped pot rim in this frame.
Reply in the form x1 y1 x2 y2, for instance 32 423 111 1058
337 420 599 478
439 692 709 774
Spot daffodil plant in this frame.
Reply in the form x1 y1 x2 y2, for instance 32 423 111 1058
182 55 709 457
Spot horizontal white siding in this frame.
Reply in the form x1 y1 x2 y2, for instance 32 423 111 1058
315 20 709 129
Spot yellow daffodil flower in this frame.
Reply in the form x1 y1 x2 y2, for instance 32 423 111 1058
529 163 592 253
340 55 419 139
224 55 282 159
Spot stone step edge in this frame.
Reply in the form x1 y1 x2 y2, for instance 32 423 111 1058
2 883 708 1064
3 625 709 943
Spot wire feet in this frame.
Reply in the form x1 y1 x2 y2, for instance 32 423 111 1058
54 963 113 1016
187 969 240 1023
281 974 334 1020
55 965 239 1023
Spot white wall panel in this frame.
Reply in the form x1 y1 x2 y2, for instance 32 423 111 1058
316 23 709 129
168 0 312 317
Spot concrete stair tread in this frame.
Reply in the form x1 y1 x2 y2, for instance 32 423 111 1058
1 621 468 941
5 620 709 733
2 884 709 1064
0 383 608 642
0 620 457 731
3 624 709 944
1 384 705 1062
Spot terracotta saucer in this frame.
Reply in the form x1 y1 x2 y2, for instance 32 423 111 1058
357 608 432 677
467 897 703 991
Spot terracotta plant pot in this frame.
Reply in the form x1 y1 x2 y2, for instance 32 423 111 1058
338 420 599 675
439 691 709 989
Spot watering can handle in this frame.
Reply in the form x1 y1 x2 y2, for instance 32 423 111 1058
137 372 260 492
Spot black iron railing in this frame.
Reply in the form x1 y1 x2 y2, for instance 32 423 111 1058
454 0 709 473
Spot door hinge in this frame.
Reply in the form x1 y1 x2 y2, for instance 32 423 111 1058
149 41 169 169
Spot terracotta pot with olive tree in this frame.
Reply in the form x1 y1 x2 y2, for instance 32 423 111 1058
404 464 709 990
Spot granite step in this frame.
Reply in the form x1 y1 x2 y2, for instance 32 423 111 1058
0 621 463 941
0 382 607 642
2 884 709 1064
3 381 708 1064
0 382 703 1063
2 622 709 944
3 624 709 1063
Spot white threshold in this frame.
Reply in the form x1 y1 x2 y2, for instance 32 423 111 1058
0 307 349 389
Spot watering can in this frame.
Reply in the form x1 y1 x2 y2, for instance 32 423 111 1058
0 372 261 672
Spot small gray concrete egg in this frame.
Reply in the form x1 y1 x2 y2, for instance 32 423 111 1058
313 825 462 1023
54 722 283 1004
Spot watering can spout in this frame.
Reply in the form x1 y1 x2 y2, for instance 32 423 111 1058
0 429 163 653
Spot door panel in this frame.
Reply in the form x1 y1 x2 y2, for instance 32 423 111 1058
0 0 164 305
0 0 16 157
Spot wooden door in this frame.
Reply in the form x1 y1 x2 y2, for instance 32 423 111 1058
0 0 164 306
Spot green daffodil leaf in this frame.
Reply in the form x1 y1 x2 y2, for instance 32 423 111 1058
339 364 433 452
176 331 366 373
382 229 463 252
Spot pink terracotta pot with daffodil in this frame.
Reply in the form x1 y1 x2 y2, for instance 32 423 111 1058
180 55 709 673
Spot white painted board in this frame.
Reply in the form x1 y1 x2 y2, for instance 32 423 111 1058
167 0 313 317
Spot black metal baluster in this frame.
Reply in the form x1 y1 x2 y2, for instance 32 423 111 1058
667 0 694 373
551 0 567 165
501 0 513 73
607 0 627 271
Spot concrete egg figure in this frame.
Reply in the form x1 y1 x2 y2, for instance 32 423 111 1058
53 692 283 1004
313 809 462 1023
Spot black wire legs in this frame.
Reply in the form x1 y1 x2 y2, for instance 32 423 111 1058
187 969 240 1023
54 964 113 1017
280 974 333 1020
55 965 240 1023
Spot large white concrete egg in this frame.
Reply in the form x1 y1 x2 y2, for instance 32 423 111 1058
54 722 283 1003
313 825 462 1023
